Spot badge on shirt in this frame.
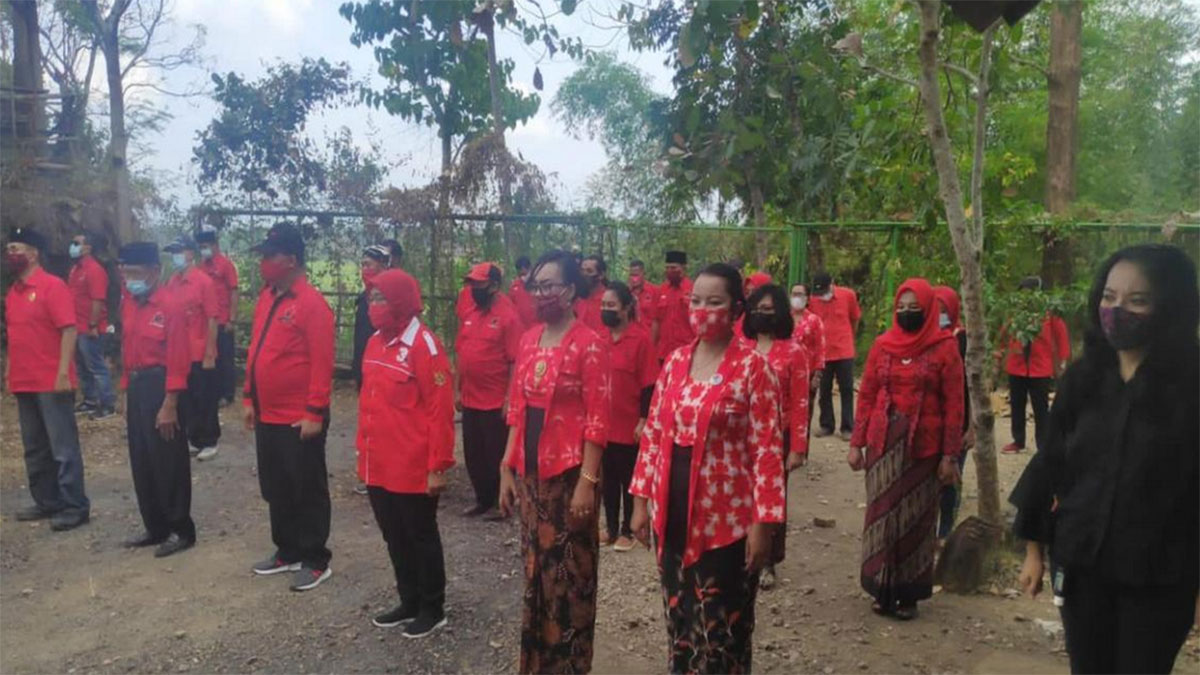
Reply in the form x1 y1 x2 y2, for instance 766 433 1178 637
711 373 724 385
433 371 447 386
489 317 499 329
396 346 410 363
150 312 166 328
26 291 36 302
279 307 295 324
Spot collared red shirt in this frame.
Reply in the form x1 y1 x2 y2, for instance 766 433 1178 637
742 335 811 456
1000 314 1070 378
4 267 77 392
68 255 109 332
631 339 785 568
574 287 606 334
455 295 523 410
505 321 612 480
508 277 537 329
606 322 659 445
120 286 191 392
199 253 239 325
358 318 456 494
243 275 335 424
632 281 659 330
165 266 219 363
654 277 695 360
809 285 861 361
792 309 826 374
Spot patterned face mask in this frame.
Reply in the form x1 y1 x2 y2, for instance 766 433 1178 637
689 305 732 341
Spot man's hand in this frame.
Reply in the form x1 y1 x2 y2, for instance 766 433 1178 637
938 455 961 485
1019 544 1045 598
427 471 447 496
53 372 72 393
292 417 323 441
242 405 255 431
87 327 100 338
202 353 216 370
454 398 463 413
156 402 179 440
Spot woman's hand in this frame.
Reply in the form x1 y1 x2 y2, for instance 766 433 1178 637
785 452 807 472
569 476 596 528
631 498 651 548
633 418 646 443
242 405 255 431
938 455 961 485
1019 542 1045 598
847 446 865 471
745 522 773 573
498 467 518 518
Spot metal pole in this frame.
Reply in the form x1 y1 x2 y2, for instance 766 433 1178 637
884 224 900 301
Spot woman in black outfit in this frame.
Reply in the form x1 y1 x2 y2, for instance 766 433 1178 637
1011 244 1199 674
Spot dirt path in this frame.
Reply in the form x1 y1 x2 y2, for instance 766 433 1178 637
2 385 1197 674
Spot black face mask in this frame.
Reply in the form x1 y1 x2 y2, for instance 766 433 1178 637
600 309 621 328
896 310 925 333
746 313 774 335
471 287 493 308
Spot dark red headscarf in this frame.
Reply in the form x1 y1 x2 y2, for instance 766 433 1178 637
933 285 963 333
368 269 423 339
875 278 952 358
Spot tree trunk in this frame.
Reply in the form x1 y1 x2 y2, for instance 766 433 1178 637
480 9 515 261
748 178 769 266
433 129 454 303
8 0 45 155
915 0 1001 530
1040 0 1082 289
98 28 136 243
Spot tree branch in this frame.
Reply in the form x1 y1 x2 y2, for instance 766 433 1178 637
969 22 996 254
1009 53 1049 78
940 60 978 85
856 59 918 88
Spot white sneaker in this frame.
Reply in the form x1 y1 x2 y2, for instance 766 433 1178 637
196 445 219 461
189 445 200 458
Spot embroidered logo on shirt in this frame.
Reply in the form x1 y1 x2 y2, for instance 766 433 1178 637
396 346 409 363
433 371 447 386
279 307 295 324
27 291 36 302
489 317 499 328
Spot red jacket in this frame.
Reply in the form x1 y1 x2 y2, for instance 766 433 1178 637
455 296 523 410
357 318 456 494
1000 314 1070 378
508 277 537 329
630 339 786 567
68 255 109 332
199 253 239 325
742 336 810 456
606 322 659 445
243 275 335 424
505 321 611 480
851 338 965 461
809 285 861 361
654 277 695 360
120 286 191 392
792 309 826 374
4 267 78 392
165 266 218 363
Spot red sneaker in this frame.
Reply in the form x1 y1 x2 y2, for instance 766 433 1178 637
1001 443 1024 454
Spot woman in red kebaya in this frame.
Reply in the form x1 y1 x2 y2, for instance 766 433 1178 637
498 250 611 674
599 281 658 551
630 263 785 674
357 269 455 639
741 283 810 591
848 278 964 620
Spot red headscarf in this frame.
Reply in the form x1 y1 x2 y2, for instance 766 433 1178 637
745 271 773 294
368 269 423 339
875 278 952 358
933 285 962 333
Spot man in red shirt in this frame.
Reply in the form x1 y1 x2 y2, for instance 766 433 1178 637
653 250 694 361
116 241 195 557
508 255 537 329
195 228 240 405
575 254 608 332
68 230 116 419
164 235 221 462
628 258 658 331
242 222 336 592
456 263 523 518
809 272 862 440
997 276 1071 453
5 228 90 532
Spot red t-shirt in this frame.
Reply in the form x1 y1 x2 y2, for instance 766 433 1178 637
165 266 219 363
68 255 109 332
654 277 695 360
1000 314 1070 379
243 276 335 424
573 288 606 334
809 285 861 361
357 319 456 494
455 298 523 410
606 322 659 445
632 281 659 330
199 253 239 325
508 278 537 329
4 267 77 392
120 286 191 392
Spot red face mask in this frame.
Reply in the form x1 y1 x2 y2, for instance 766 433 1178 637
689 305 732 341
629 273 644 288
666 268 684 284
368 302 399 333
5 252 30 274
259 257 291 284
361 267 381 288
535 291 569 323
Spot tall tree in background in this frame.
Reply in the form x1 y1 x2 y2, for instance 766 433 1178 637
1040 0 1081 287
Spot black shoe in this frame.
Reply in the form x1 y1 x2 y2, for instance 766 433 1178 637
125 531 167 548
402 614 447 639
15 505 57 522
88 407 116 421
49 510 89 532
462 504 490 517
154 533 194 558
74 401 97 415
372 604 420 628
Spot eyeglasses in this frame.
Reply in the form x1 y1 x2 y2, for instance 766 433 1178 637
529 282 569 296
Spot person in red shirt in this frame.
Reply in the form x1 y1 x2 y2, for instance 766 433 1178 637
195 228 240 405
629 263 785 673
242 222 336 592
934 285 972 541
163 236 221 461
5 228 90 532
789 283 826 392
847 278 964 620
809 272 862 440
357 269 455 639
68 230 116 419
598 280 658 552
997 276 1071 454
497 250 611 674
455 262 523 519
116 241 196 557
653 250 695 361
627 258 658 331
741 283 810 591
352 244 392 391
508 255 537 329
574 253 608 333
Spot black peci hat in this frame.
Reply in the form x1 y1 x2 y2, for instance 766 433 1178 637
811 272 832 294
665 250 687 265
8 227 47 252
162 234 197 253
252 222 305 262
119 242 162 266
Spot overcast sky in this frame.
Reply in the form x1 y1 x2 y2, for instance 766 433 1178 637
145 0 674 211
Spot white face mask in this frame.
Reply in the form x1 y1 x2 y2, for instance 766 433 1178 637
939 312 951 328
200 247 214 260
819 291 833 301
171 253 187 269
790 296 807 311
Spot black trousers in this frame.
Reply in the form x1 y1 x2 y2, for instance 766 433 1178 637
182 362 221 450
1060 567 1196 674
368 487 446 618
1008 375 1051 448
818 358 856 433
602 442 637 538
126 368 195 541
462 407 506 509
216 328 236 402
255 421 332 569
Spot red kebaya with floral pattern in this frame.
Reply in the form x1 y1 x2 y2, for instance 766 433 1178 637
793 309 826 375
741 335 811 457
